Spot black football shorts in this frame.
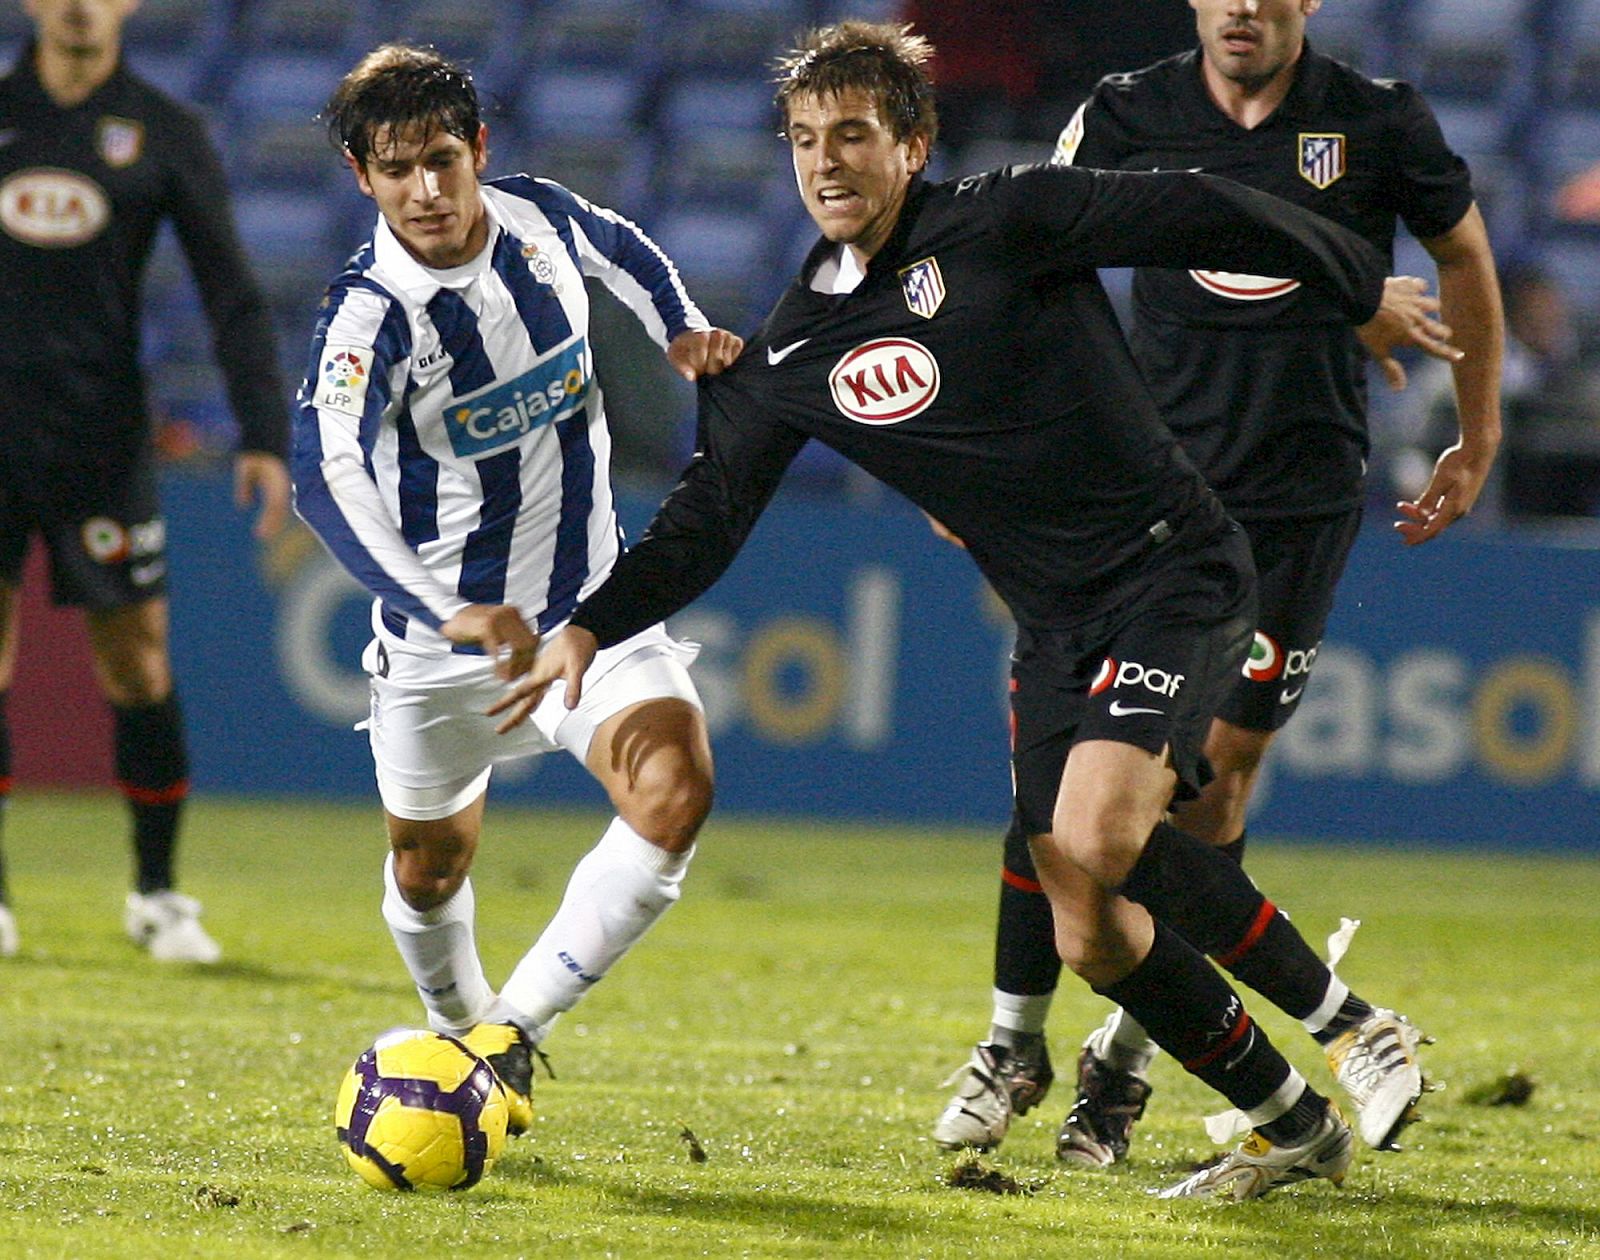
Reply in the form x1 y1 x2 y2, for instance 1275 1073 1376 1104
1218 508 1363 732
0 449 168 610
1009 525 1256 836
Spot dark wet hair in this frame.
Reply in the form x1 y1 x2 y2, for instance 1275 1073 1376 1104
324 43 480 166
773 20 939 146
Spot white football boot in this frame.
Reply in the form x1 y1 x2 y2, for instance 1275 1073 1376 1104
932 1041 1054 1151
1325 1008 1430 1149
1159 1104 1354 1201
123 890 222 964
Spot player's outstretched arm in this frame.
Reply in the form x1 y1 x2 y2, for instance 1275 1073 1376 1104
488 626 598 732
1356 275 1462 391
1396 204 1504 546
667 328 746 381
234 451 292 540
441 604 540 683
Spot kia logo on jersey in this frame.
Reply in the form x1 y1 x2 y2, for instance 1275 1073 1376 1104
0 168 110 247
828 337 940 425
1189 270 1302 301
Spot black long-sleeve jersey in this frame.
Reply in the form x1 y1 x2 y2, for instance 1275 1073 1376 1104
1055 45 1476 519
0 47 286 471
571 164 1386 647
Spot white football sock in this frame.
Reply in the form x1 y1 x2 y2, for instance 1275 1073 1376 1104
496 817 693 1042
1087 1007 1161 1077
989 989 1054 1044
381 853 495 1036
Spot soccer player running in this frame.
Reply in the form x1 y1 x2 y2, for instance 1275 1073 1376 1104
293 45 743 1137
0 0 292 962
494 21 1464 1199
933 0 1503 1169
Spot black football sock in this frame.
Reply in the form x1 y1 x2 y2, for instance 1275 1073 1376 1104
1118 821 1339 1022
1311 992 1377 1045
113 696 190 895
0 690 10 904
1098 921 1317 1128
994 813 1063 996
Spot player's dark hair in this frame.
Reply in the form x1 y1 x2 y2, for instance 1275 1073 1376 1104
773 20 939 146
325 44 481 166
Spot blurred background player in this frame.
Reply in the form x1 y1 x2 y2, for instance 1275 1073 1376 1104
933 0 1503 1164
0 0 291 962
295 44 742 1132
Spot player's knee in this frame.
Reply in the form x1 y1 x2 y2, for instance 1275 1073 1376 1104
1053 811 1144 889
1053 923 1125 986
619 757 713 852
391 839 471 910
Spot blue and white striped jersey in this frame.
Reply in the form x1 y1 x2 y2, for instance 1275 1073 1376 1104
292 177 707 654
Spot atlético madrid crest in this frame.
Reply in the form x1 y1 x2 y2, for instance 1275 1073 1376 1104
97 116 144 168
1298 133 1346 189
899 256 945 319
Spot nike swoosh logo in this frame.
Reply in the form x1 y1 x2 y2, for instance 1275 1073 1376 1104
767 338 809 365
1279 686 1304 705
1107 700 1164 718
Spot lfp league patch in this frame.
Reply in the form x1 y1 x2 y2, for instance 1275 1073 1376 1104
314 345 375 418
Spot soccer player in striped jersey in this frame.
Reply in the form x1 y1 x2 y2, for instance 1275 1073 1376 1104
292 45 743 1133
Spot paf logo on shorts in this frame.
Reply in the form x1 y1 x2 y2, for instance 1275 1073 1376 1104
1189 270 1301 302
0 167 110 247
1089 657 1117 696
828 337 940 425
1242 631 1283 682
1090 657 1185 698
1299 133 1347 190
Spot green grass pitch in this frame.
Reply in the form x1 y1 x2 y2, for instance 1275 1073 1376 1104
1 791 1597 1259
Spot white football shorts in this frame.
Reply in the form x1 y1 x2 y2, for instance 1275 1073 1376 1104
363 623 701 821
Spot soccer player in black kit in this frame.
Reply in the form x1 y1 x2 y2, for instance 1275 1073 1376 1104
0 0 291 962
934 0 1504 1171
491 21 1464 1200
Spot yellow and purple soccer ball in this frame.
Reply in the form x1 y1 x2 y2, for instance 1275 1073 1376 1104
334 1028 509 1191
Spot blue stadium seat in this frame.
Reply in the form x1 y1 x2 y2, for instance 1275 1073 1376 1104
519 67 644 142
233 188 339 262
227 52 348 123
521 136 655 214
237 0 366 55
658 77 776 137
646 206 771 285
126 0 215 50
122 48 200 100
517 0 664 70
1543 107 1600 183
1431 101 1508 159
1532 230 1600 319
369 0 522 67
652 130 788 218
1302 0 1381 70
232 113 343 190
668 2 803 76
1415 0 1526 101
